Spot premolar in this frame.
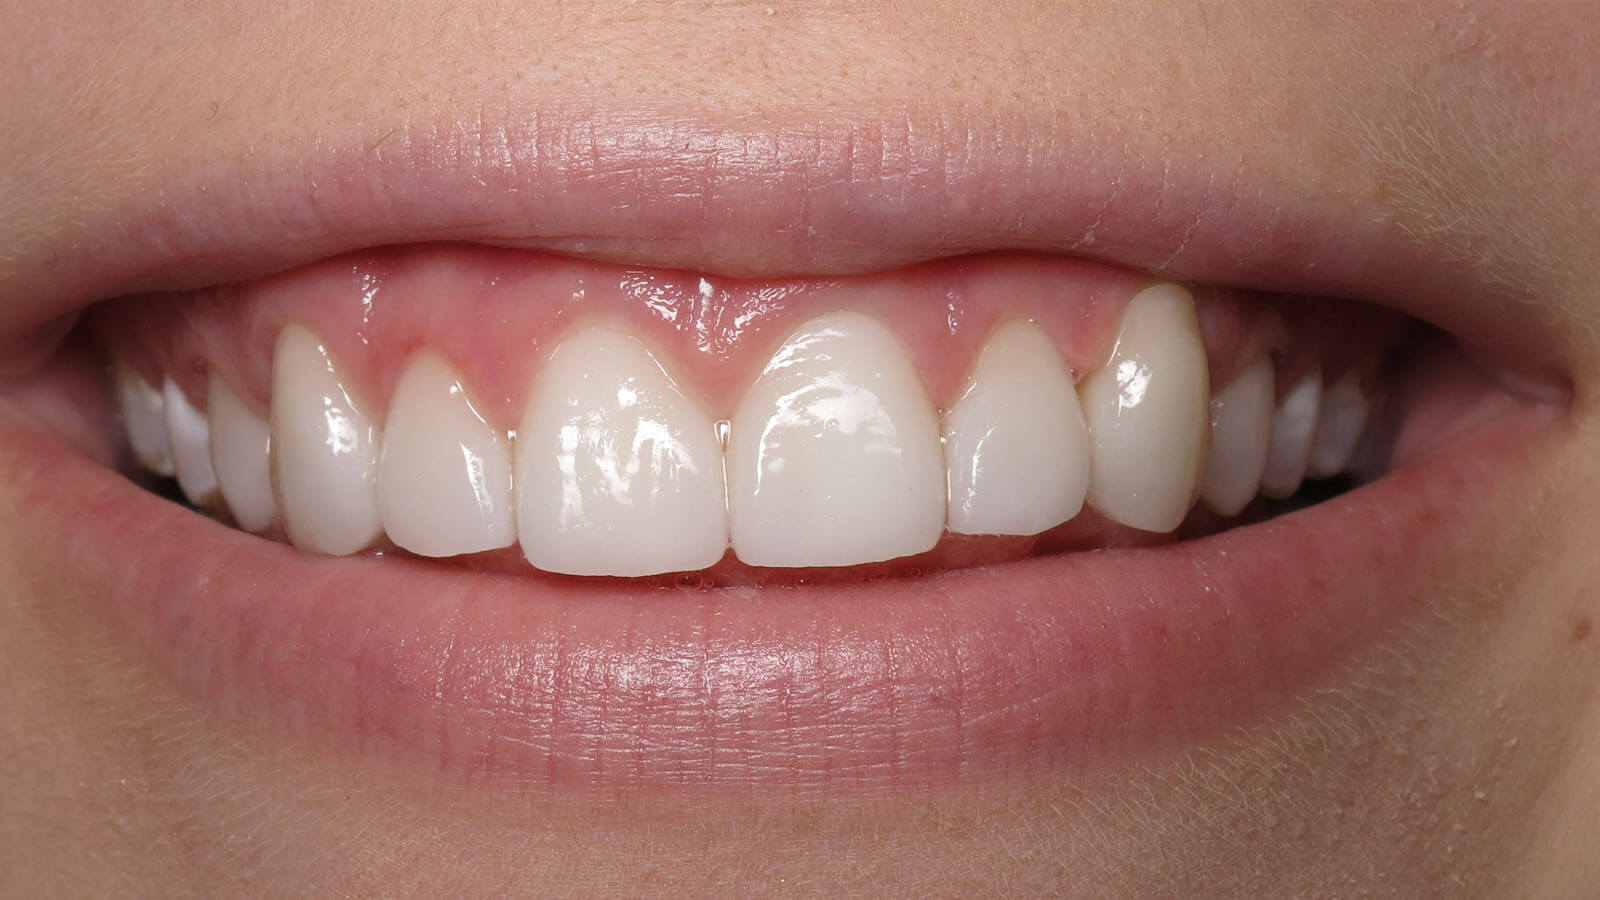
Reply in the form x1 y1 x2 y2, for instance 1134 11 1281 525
1260 373 1323 499
207 373 277 533
1307 370 1371 479
1079 283 1210 533
943 320 1090 535
1200 356 1275 516
162 378 219 506
727 311 945 567
515 326 728 577
113 359 174 476
378 352 516 558
271 325 382 555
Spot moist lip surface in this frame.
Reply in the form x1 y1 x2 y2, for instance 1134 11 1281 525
0 115 1570 798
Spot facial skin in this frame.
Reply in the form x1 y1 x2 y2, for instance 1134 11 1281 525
2 2 1598 896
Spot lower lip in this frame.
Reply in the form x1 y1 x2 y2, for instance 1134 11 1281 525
6 378 1539 799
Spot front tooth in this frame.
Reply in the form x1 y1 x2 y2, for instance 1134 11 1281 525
727 311 945 567
207 373 277 532
1079 283 1210 533
943 320 1090 535
1259 373 1323 499
112 358 175 476
516 326 728 576
163 377 220 506
1199 356 1275 516
1306 370 1370 479
271 324 382 555
379 352 515 558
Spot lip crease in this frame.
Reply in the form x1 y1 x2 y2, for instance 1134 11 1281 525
0 111 1570 798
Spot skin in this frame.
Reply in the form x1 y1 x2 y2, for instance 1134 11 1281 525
2 3 1599 896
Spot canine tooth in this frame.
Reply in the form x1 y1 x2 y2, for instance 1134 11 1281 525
1199 356 1275 516
379 352 515 558
112 358 175 476
728 311 945 567
1307 370 1371 478
516 327 728 576
163 378 219 506
271 325 382 555
943 320 1089 535
207 373 277 532
1259 373 1323 499
1079 283 1210 533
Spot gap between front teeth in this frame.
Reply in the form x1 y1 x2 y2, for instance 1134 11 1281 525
112 283 1380 576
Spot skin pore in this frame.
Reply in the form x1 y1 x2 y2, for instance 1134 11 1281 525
3 3 1599 896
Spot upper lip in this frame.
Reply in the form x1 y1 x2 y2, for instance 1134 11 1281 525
0 109 1569 380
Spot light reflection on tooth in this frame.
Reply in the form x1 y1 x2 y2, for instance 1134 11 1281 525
1079 283 1210 533
112 358 174 476
379 352 516 558
271 324 382 556
208 373 277 532
728 311 945 567
1260 373 1322 499
1199 356 1274 516
163 377 219 506
943 320 1089 536
516 326 728 577
1307 369 1370 479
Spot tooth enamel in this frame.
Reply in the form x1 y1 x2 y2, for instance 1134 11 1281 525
162 377 219 506
207 373 277 532
378 352 516 558
1199 356 1275 516
516 326 728 576
112 358 175 476
1306 370 1371 479
943 320 1089 535
1079 283 1210 533
1259 372 1323 499
727 311 945 567
271 325 382 555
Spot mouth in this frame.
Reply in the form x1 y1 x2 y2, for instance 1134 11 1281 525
0 113 1571 798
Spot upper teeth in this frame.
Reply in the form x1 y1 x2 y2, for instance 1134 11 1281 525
111 283 1374 575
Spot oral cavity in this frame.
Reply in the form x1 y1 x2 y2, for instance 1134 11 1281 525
96 249 1393 579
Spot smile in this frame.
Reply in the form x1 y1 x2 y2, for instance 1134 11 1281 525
0 113 1570 797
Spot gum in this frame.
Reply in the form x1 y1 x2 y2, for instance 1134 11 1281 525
84 244 1397 427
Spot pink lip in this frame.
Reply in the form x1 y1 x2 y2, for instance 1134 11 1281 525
0 111 1566 376
0 344 1553 796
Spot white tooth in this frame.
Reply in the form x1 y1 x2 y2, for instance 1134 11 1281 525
162 377 219 506
1199 356 1275 516
943 320 1089 535
1307 370 1371 479
1259 373 1323 499
113 358 175 476
516 327 728 576
207 373 277 532
271 325 382 555
379 352 516 558
1079 283 1210 533
727 311 945 567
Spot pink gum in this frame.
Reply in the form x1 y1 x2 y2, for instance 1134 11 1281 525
88 244 1392 421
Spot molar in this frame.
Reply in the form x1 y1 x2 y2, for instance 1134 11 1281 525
112 358 175 476
1307 369 1371 479
1079 283 1210 533
207 373 277 533
727 310 945 568
271 324 382 555
516 326 728 577
162 377 219 506
1260 373 1323 499
378 352 516 558
1200 355 1275 516
943 320 1090 536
